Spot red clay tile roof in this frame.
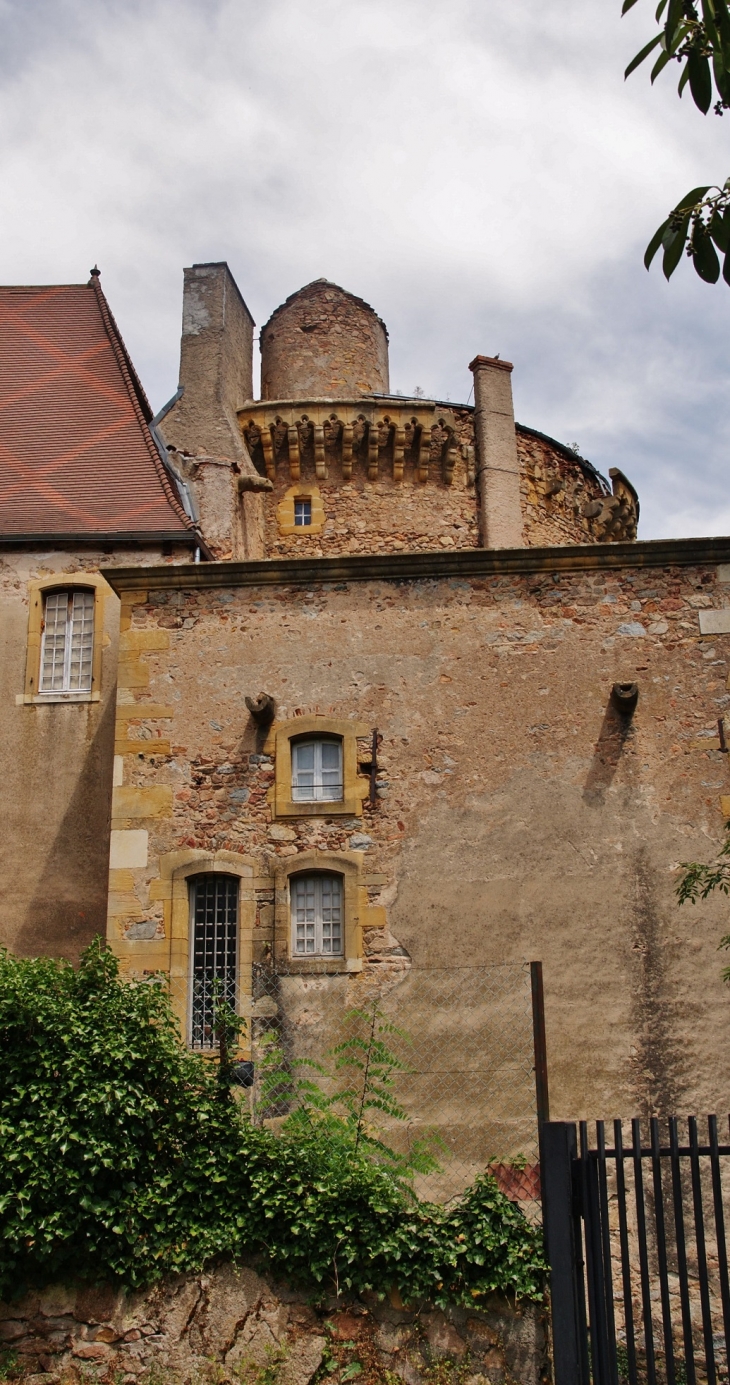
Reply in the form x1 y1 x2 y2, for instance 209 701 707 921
0 276 196 541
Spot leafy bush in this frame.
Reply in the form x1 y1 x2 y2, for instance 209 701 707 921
0 941 545 1304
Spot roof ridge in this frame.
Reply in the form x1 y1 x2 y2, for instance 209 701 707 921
90 276 194 532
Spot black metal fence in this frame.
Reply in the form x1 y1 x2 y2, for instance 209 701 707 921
543 1117 730 1385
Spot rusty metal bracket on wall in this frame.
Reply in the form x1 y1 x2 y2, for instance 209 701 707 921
369 727 379 806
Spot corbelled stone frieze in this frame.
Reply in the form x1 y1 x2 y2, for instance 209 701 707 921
239 398 473 487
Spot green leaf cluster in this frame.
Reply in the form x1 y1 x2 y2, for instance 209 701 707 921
258 1002 445 1186
677 822 730 981
623 1 730 282
0 942 546 1306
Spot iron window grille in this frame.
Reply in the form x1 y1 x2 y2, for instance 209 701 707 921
294 498 312 526
291 737 343 802
189 874 238 1049
291 873 343 955
39 589 94 693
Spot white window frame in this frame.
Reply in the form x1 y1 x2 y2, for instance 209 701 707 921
39 589 95 694
294 497 312 526
291 736 343 803
291 873 344 956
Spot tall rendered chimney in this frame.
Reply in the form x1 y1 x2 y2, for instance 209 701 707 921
158 263 270 560
468 355 523 549
163 262 255 463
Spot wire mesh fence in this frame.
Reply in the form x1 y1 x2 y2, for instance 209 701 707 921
168 961 540 1215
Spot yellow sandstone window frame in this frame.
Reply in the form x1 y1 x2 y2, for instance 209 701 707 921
272 850 365 974
108 848 257 1057
265 715 370 819
276 484 326 536
19 573 109 705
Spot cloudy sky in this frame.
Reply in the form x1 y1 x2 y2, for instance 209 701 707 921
1 0 728 540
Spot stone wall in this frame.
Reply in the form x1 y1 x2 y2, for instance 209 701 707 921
239 407 632 559
104 544 730 1124
0 1264 546 1385
260 282 390 400
0 544 191 959
517 429 638 548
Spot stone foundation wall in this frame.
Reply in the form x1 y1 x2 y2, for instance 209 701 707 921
0 1265 546 1385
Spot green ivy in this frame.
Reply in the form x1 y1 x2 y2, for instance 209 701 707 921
0 941 546 1305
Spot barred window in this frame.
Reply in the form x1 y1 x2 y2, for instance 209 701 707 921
189 874 238 1049
291 873 343 956
39 589 94 693
291 737 343 802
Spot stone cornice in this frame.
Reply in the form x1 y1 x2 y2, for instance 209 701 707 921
101 535 730 594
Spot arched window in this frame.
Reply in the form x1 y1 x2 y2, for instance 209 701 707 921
189 873 238 1049
291 873 343 956
291 737 343 803
39 589 94 693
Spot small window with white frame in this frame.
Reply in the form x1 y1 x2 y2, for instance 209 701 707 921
291 736 343 802
294 497 312 527
39 589 95 694
291 873 343 956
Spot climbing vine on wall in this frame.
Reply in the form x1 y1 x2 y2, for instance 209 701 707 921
0 941 545 1303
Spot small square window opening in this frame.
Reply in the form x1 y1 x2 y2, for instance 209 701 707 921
294 498 312 527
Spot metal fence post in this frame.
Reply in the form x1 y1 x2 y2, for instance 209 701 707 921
542 1121 588 1385
530 961 550 1128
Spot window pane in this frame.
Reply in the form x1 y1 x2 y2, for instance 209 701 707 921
292 740 315 800
39 589 94 694
40 592 69 691
190 874 238 1049
291 874 343 957
320 875 343 955
294 499 312 526
291 738 344 803
68 590 94 691
319 740 343 801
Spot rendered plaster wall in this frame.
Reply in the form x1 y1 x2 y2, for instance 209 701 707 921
163 263 255 464
0 1265 546 1385
260 281 389 400
0 545 190 960
106 557 730 1124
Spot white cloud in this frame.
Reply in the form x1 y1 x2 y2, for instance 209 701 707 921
1 0 728 538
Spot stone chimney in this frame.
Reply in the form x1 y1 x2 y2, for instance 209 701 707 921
468 356 523 549
159 263 270 560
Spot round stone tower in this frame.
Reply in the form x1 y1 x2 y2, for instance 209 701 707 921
260 279 389 400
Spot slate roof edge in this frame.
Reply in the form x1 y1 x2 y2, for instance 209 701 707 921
90 277 195 535
101 535 730 594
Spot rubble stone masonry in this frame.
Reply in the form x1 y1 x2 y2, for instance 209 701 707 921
105 541 730 1125
260 280 390 400
0 1264 546 1385
241 407 625 559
